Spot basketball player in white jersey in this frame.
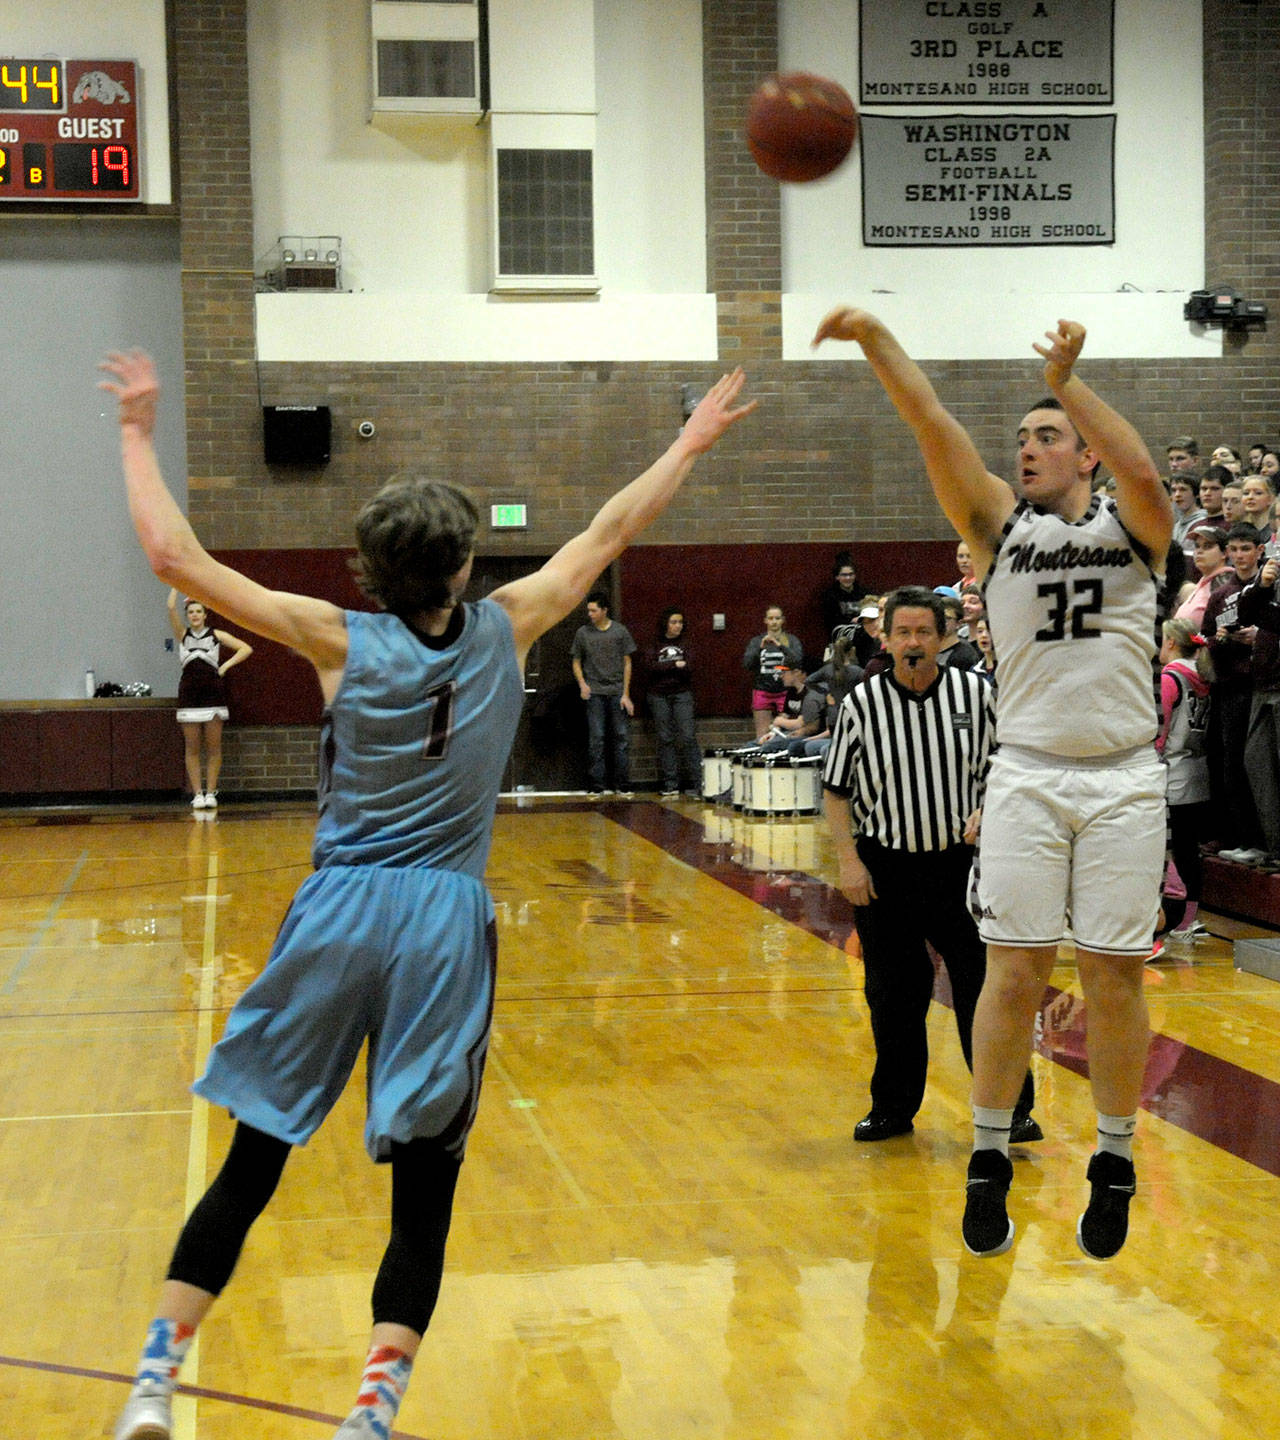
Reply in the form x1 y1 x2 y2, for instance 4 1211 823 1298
813 310 1173 1262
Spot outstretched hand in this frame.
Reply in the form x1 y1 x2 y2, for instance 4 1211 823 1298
810 306 879 348
98 349 160 436
680 367 758 454
1032 319 1086 389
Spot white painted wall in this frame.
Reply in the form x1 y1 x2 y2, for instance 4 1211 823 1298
779 0 1207 358
248 0 1205 362
3 0 172 204
249 0 712 360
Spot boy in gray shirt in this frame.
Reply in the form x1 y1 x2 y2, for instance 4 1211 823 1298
572 591 636 793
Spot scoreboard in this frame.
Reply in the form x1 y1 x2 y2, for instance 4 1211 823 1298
0 58 140 202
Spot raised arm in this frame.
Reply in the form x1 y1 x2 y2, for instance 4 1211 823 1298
812 309 1015 567
99 351 349 693
492 369 756 663
1034 320 1172 560
165 587 186 644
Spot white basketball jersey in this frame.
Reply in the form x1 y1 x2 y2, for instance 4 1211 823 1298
984 494 1159 757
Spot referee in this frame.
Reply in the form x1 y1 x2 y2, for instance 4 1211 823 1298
822 586 1037 1142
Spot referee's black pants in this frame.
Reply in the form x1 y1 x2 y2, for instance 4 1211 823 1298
853 838 1034 1124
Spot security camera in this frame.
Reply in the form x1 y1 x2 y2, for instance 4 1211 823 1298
356 420 376 439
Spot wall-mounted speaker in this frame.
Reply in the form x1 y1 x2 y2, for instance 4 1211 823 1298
263 405 332 466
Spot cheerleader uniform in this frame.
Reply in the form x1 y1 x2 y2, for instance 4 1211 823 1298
176 627 229 723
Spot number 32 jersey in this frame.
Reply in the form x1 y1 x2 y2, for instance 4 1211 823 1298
983 494 1160 759
313 601 525 878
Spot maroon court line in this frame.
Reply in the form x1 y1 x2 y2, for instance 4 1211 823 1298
0 1353 431 1438
605 800 1280 1180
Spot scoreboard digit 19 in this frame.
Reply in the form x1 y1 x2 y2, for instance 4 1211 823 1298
0 58 140 202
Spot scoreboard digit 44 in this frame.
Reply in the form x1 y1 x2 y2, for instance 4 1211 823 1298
0 58 140 202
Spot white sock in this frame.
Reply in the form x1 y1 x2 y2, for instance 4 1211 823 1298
972 1105 1014 1157
1096 1112 1137 1162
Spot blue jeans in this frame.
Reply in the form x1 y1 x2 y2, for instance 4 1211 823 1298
585 693 630 790
649 689 700 792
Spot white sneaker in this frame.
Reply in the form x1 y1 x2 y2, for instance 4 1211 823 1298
1169 920 1207 940
114 1381 172 1440
190 792 206 810
204 792 218 809
1217 846 1250 861
1237 849 1268 866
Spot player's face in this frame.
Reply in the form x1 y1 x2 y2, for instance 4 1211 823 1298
586 601 607 625
665 613 684 637
1016 408 1095 509
185 603 207 629
885 606 942 674
447 553 474 603
764 607 784 633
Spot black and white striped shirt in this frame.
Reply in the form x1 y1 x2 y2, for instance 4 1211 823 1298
822 666 995 852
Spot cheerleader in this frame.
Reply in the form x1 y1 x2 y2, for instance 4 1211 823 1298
168 588 252 808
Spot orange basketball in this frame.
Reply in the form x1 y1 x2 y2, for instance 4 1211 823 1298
745 72 857 183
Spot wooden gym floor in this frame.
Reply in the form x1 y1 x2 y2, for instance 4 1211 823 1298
1 796 1278 1439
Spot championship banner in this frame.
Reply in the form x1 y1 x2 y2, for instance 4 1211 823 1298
860 112 1115 247
859 0 1114 107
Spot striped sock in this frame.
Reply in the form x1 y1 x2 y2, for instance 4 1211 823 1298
1096 1111 1137 1162
341 1345 414 1440
972 1105 1015 1157
132 1317 195 1397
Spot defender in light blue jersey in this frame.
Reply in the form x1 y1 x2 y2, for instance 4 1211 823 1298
101 348 755 1440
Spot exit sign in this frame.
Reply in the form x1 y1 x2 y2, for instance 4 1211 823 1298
491 503 527 529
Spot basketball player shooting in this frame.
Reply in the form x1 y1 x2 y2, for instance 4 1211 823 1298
98 349 755 1440
812 310 1173 1262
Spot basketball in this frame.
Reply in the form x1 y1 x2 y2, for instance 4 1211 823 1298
745 72 857 183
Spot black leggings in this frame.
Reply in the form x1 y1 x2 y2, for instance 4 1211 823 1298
1168 800 1212 906
168 1122 462 1336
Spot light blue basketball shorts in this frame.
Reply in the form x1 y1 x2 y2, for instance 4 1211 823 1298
195 863 496 1161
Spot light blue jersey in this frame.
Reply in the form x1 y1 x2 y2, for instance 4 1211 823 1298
196 597 525 1160
313 599 524 879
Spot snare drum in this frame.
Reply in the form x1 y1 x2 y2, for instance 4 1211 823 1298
742 753 799 816
701 749 733 803
731 757 750 810
789 755 824 815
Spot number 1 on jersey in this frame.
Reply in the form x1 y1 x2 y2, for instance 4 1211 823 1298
422 681 456 760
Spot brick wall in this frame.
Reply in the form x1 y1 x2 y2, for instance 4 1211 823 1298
170 1 1280 793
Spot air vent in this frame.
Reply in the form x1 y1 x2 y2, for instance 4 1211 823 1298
371 1 484 115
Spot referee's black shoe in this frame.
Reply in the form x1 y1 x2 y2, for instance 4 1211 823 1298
1009 1111 1044 1144
854 1112 914 1142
